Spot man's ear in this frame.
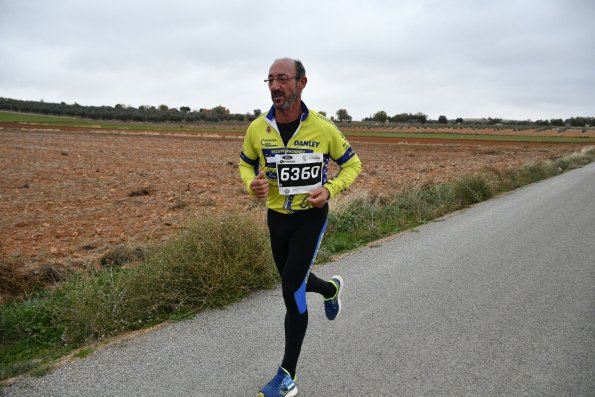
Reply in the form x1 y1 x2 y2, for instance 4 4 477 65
298 76 307 90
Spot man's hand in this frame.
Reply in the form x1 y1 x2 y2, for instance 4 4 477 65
307 186 330 208
250 170 268 199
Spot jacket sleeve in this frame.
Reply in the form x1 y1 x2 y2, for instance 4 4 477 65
323 126 362 199
238 128 260 195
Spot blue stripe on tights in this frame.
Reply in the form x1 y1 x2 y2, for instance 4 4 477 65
294 218 328 315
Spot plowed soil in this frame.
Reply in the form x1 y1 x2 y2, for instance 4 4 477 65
0 125 589 276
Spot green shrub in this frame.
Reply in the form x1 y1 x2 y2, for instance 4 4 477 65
453 174 494 206
556 146 595 170
1 210 277 379
523 163 556 183
323 191 384 256
322 183 457 258
56 211 277 345
0 294 65 380
395 183 456 221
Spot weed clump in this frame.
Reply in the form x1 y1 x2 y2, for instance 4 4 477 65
128 186 153 197
453 174 494 206
56 210 276 345
99 244 148 268
0 256 33 297
0 256 65 299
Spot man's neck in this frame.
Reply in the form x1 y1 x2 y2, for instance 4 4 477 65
274 102 302 124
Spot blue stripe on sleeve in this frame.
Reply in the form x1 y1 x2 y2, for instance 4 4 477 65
240 151 258 166
240 151 259 175
335 147 355 166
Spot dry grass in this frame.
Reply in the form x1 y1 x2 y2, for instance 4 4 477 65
0 255 65 301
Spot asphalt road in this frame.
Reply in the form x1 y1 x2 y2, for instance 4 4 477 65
5 163 595 397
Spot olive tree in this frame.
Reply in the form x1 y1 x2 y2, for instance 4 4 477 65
336 108 352 123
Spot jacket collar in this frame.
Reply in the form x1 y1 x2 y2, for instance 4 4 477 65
265 101 309 123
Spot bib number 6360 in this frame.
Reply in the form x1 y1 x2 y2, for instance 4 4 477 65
275 153 324 195
279 164 321 182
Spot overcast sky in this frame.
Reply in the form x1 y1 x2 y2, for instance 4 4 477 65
1 0 593 121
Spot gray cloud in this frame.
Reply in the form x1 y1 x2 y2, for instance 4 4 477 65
1 0 593 120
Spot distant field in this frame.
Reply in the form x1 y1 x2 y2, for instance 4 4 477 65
0 111 245 133
2 110 594 144
0 111 108 127
344 130 595 144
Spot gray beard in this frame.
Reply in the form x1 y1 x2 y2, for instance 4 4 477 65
274 91 298 111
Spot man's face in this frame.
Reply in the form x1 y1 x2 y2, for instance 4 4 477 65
267 60 302 111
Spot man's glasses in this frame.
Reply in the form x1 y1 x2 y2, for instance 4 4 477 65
264 75 298 85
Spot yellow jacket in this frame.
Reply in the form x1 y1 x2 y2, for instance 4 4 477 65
239 102 361 213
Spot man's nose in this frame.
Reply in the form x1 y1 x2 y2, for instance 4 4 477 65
269 79 281 90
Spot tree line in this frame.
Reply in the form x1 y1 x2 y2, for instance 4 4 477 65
0 97 258 123
1 97 593 127
353 110 593 127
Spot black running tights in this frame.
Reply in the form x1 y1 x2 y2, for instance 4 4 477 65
267 205 336 379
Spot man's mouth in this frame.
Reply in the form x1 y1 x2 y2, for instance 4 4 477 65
272 91 284 102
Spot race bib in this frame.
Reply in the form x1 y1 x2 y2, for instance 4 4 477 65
275 153 323 195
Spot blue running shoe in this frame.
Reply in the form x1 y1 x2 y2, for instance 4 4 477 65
257 367 297 397
324 275 344 320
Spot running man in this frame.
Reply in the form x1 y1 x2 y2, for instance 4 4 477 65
239 58 361 397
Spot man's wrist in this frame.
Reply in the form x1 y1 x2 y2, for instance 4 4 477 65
322 184 333 199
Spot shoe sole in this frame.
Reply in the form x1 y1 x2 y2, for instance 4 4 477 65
257 386 298 397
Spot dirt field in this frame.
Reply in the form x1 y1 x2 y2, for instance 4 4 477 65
0 126 589 275
342 125 595 138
